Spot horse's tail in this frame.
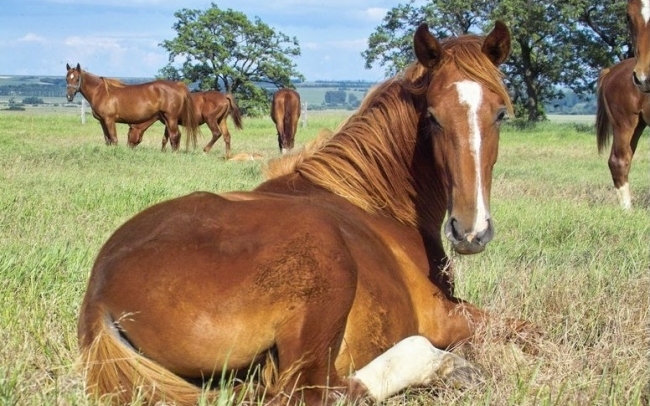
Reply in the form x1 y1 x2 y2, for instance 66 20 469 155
225 93 244 130
595 67 612 154
78 313 207 405
178 83 200 149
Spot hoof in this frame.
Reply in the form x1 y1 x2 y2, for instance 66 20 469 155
437 353 484 389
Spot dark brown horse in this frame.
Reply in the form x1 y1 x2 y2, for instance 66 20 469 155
271 88 301 153
596 58 648 209
128 91 244 157
627 0 650 91
78 22 518 405
65 64 200 150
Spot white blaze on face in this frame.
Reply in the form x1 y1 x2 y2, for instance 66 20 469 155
455 80 489 234
642 0 650 24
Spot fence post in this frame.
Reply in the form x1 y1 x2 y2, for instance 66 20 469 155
301 102 307 127
80 99 86 124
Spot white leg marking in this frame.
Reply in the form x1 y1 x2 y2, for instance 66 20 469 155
455 80 488 234
642 0 650 24
616 183 632 210
351 336 463 402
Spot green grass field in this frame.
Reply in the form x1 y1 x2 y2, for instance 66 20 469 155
0 109 648 405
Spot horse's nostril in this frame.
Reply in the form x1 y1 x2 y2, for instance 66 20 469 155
444 217 463 243
475 219 494 245
633 72 642 86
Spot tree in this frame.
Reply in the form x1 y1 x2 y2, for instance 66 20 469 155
361 0 629 122
159 4 305 116
361 0 493 77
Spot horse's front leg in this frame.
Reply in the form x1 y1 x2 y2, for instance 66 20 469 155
348 335 482 402
98 120 117 145
103 119 119 145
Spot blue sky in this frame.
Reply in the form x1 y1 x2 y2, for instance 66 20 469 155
0 0 406 81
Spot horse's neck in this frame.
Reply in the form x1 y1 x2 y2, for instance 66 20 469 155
79 73 105 103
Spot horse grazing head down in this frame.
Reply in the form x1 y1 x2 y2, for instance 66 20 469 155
414 21 512 254
627 0 650 92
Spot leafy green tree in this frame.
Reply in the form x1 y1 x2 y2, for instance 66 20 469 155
361 0 493 77
361 0 629 122
159 4 304 116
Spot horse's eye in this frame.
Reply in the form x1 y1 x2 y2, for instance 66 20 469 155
496 108 508 124
427 109 441 128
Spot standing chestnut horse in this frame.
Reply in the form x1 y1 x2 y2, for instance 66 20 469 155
65 63 199 150
596 58 648 209
627 0 650 92
271 88 301 153
128 91 244 158
78 22 516 405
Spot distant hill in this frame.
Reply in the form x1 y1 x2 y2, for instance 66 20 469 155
0 74 596 114
0 75 377 110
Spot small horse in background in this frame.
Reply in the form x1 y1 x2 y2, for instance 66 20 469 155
128 91 244 158
596 58 649 209
77 22 522 405
271 88 301 153
627 0 650 92
65 63 200 150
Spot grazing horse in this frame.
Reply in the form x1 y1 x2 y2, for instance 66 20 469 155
596 58 648 209
65 64 200 150
128 91 244 158
627 0 650 92
271 88 301 153
78 22 517 406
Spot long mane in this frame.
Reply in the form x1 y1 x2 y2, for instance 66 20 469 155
100 76 127 90
270 34 512 227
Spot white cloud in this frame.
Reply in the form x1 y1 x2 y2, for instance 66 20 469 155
363 7 388 22
18 33 47 43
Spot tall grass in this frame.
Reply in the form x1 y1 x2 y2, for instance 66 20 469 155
0 110 648 405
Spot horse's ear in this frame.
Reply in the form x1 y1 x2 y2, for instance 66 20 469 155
482 20 511 66
76 63 81 71
413 23 442 69
66 63 70 70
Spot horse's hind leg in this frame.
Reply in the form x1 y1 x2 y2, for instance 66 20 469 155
166 119 182 151
219 119 232 159
161 127 170 151
608 121 639 209
202 118 223 155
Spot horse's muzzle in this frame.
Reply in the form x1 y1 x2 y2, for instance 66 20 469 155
444 217 494 255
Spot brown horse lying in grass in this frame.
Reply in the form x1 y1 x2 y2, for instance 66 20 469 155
77 21 528 405
65 63 199 150
128 91 244 158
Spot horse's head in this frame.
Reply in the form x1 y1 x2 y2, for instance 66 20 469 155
65 63 83 102
628 0 650 92
414 22 512 255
